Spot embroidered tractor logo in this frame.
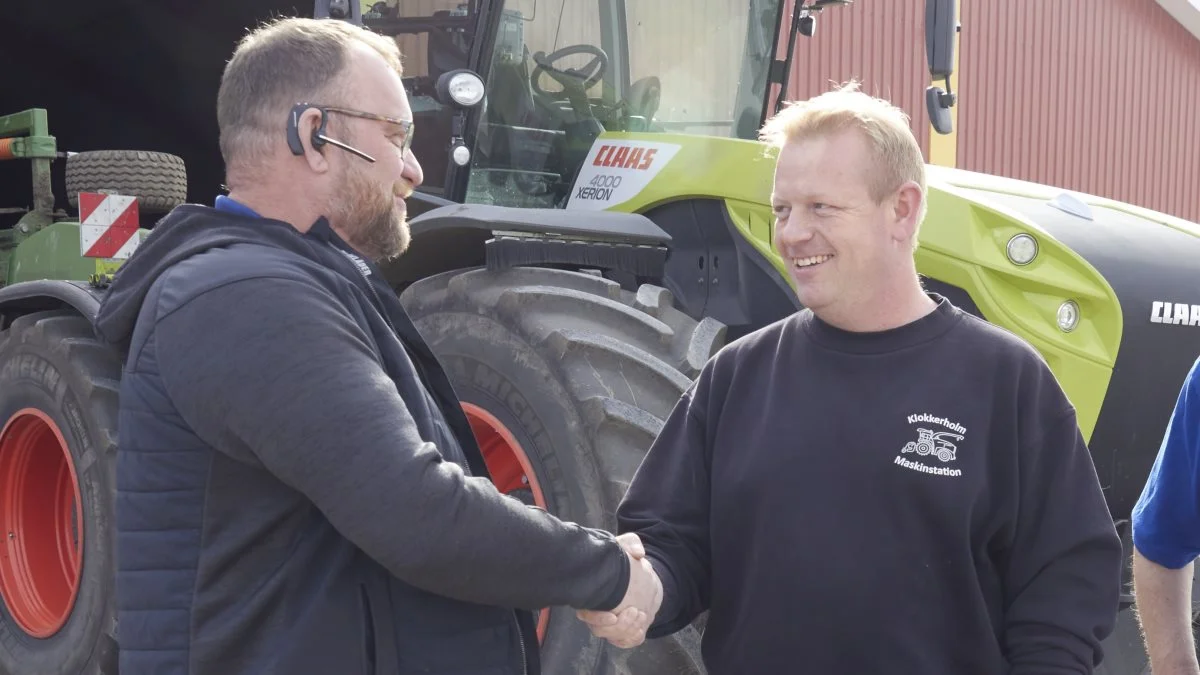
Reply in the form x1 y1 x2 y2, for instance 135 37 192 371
902 428 964 463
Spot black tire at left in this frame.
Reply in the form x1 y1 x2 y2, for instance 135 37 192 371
0 310 120 675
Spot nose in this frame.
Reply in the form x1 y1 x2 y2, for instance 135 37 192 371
774 211 814 252
402 148 424 188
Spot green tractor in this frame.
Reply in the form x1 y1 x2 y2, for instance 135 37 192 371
0 0 1197 673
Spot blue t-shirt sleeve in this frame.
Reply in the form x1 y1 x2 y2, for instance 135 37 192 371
1132 356 1200 569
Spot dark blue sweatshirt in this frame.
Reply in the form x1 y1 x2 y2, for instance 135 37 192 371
617 296 1123 674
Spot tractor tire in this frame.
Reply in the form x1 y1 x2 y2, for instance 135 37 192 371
0 310 120 675
65 150 188 214
400 266 725 675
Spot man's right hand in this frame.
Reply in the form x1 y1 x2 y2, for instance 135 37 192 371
576 533 662 649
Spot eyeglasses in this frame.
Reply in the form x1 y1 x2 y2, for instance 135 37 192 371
292 102 415 163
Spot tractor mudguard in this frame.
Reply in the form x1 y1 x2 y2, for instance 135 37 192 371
410 202 671 246
0 279 103 325
388 203 673 289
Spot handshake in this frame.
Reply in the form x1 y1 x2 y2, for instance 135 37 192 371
576 533 663 649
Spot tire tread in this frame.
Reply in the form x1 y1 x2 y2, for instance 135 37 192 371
65 150 188 213
0 309 122 674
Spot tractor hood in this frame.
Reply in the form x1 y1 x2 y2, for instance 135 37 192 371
926 164 1200 519
926 164 1200 241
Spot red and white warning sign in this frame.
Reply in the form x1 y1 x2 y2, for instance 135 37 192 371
79 192 141 259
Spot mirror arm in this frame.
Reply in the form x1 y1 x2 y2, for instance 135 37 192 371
773 4 807 115
939 74 957 108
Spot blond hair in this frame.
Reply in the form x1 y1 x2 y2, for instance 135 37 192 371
217 17 404 184
759 81 927 225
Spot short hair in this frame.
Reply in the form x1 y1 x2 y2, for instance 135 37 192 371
759 81 927 224
217 16 404 181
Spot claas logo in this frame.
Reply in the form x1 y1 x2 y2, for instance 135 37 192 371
592 145 658 171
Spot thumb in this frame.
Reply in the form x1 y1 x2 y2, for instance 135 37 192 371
616 532 646 558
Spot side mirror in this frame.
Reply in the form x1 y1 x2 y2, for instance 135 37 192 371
797 14 815 37
313 0 361 24
924 0 959 135
925 0 957 79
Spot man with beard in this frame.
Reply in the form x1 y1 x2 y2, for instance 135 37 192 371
92 16 660 675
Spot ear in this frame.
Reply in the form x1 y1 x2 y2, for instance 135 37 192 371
889 181 924 244
293 107 333 174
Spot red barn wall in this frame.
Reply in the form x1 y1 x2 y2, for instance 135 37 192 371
783 0 1200 222
776 0 933 157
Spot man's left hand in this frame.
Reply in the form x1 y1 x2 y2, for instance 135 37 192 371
576 533 661 648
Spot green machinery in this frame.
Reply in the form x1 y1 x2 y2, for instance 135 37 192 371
0 109 187 285
0 1 1197 674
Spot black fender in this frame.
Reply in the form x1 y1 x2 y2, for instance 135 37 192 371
386 199 804 341
408 203 671 245
637 199 801 341
0 280 104 328
384 203 671 290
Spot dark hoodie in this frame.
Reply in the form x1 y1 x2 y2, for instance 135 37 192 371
93 199 630 675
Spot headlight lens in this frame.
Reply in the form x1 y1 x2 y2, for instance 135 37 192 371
447 72 485 107
1006 233 1038 266
1057 300 1080 332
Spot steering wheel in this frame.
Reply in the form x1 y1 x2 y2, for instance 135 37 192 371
530 45 609 100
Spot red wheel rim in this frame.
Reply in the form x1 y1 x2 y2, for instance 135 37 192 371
461 403 550 643
0 408 83 638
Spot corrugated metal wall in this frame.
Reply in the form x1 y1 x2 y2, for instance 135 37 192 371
780 0 933 157
955 0 1200 222
782 0 1200 222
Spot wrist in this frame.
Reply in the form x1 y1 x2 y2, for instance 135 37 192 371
595 538 631 612
1152 656 1200 675
645 554 676 627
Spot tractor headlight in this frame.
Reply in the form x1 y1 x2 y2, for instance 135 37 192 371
437 70 486 108
1006 233 1038 266
1057 300 1080 333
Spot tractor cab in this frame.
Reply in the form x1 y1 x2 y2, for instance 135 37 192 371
370 0 824 213
364 0 956 216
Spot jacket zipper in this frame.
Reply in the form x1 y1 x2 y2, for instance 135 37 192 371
339 249 436 393
339 248 478 476
340 251 397 335
513 612 528 675
342 246 525 675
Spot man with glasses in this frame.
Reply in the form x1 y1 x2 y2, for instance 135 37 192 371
94 15 659 675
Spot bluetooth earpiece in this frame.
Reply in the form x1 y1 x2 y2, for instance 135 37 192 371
286 103 376 162
287 103 328 155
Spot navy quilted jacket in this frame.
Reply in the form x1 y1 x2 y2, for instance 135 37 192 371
92 202 629 675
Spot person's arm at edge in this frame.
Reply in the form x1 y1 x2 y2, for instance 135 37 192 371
1133 553 1199 675
1131 358 1200 675
615 368 714 638
153 275 630 612
1001 374 1124 673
